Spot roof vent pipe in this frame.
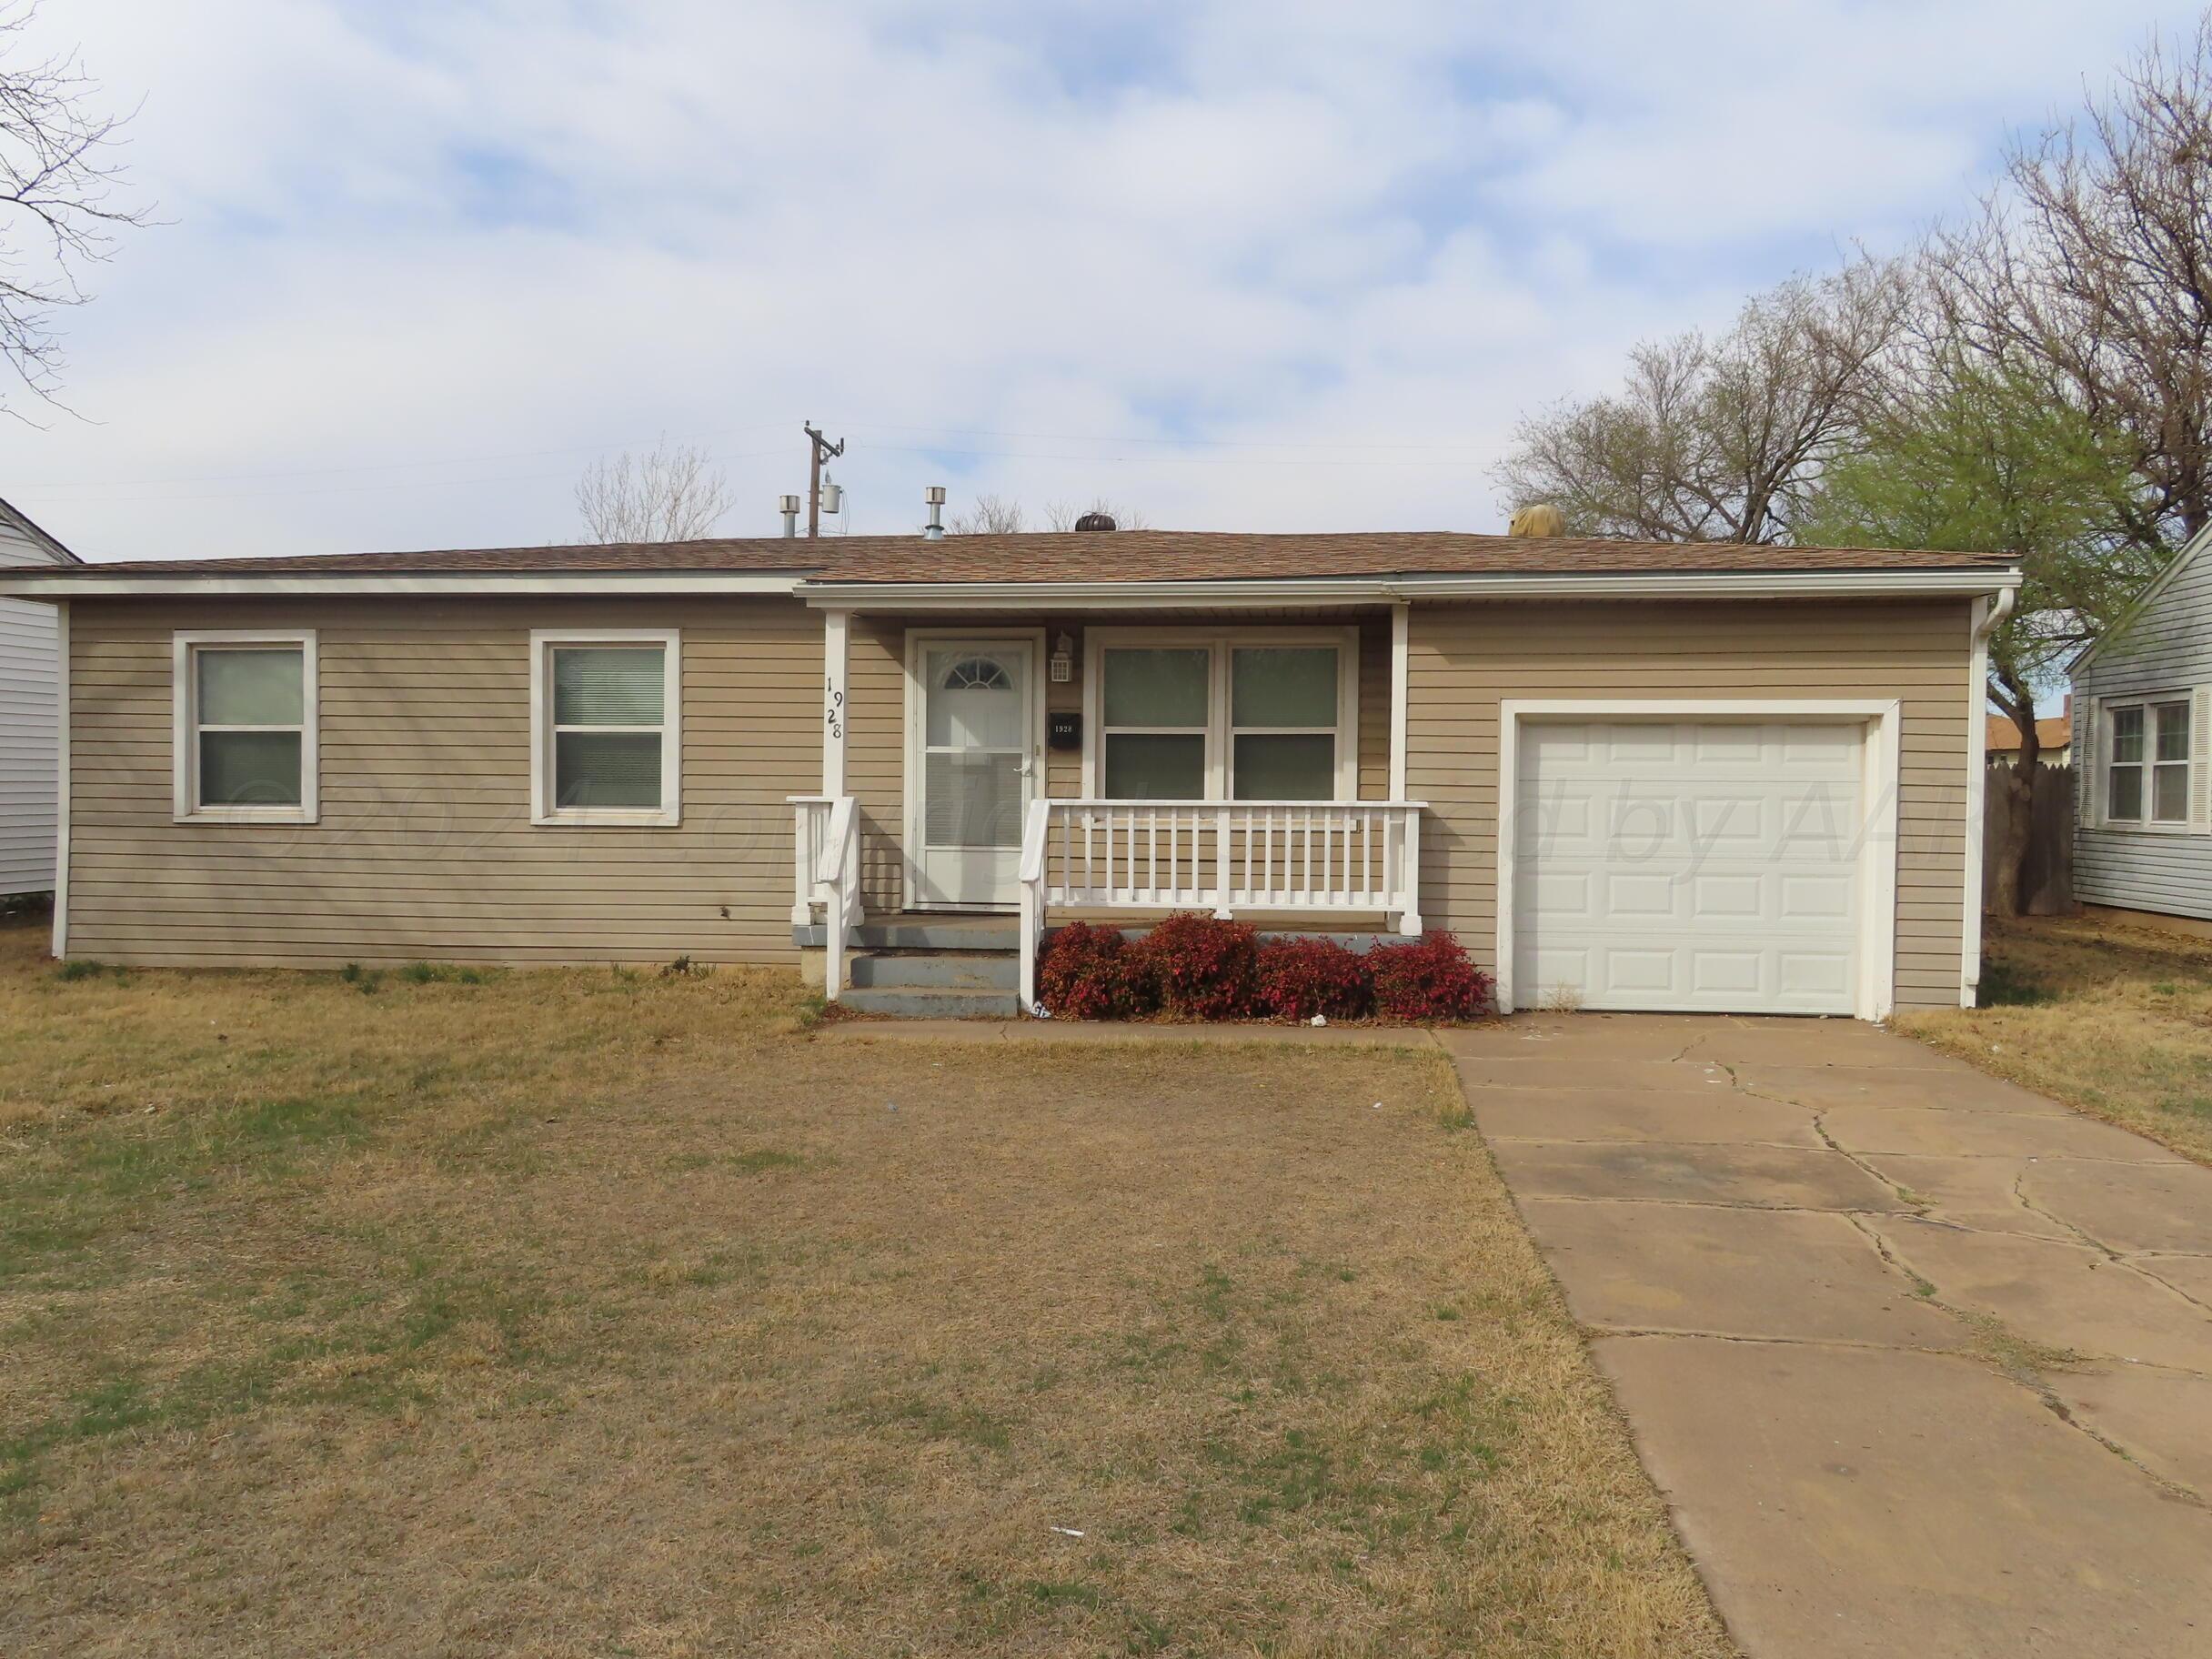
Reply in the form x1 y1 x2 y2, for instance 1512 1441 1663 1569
923 485 946 540
1509 503 1565 538
779 494 800 538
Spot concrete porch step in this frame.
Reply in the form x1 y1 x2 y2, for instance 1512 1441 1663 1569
796 915 1019 951
840 985 1023 1019
850 951 1019 990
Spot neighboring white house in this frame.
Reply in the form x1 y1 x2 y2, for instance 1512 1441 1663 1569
0 497 76 898
2071 524 2212 930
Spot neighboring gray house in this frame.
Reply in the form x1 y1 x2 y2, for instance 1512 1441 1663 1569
0 498 76 898
2071 524 2212 930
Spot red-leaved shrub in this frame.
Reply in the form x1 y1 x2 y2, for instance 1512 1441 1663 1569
1368 931 1493 1022
1253 935 1373 1021
1130 912 1258 1020
1037 921 1156 1020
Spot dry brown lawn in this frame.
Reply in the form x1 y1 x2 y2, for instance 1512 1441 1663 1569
0 916 1728 1657
1899 912 2212 1166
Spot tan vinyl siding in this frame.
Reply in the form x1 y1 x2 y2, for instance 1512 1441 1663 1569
62 589 1979 1006
66 597 820 967
840 610 1393 910
1404 598 1974 1013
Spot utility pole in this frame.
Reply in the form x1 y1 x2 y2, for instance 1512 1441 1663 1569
803 421 845 538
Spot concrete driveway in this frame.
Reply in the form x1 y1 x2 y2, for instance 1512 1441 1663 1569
1440 1014 2212 1658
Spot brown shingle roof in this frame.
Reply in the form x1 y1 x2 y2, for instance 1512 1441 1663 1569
56 530 2018 583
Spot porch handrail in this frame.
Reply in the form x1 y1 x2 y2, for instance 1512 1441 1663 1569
789 793 863 1000
1015 798 1426 1009
1018 798 1051 1014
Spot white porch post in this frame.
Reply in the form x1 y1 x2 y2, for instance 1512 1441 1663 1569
822 608 850 797
53 598 68 960
1388 600 1410 801
1389 601 1421 934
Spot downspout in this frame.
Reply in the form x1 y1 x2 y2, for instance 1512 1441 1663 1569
1976 584 2017 641
1960 584 2017 1007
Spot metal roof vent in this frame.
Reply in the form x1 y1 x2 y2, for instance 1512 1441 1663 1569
1073 511 1117 532
1509 503 1565 538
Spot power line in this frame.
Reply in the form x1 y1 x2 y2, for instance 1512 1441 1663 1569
7 418 1503 510
840 439 1488 468
18 424 791 492
837 419 1493 454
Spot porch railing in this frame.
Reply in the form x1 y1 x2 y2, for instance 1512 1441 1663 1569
1018 799 1426 1010
789 794 863 999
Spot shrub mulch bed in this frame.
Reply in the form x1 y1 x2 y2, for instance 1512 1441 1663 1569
1038 913 1493 1026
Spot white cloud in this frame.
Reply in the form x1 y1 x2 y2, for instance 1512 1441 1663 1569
4 0 2198 557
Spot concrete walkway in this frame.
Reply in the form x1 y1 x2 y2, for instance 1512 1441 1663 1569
1439 1014 2212 1657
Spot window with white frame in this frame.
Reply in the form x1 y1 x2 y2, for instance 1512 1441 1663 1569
2105 696 2191 826
1229 646 1341 799
1101 645 1212 799
173 632 317 822
531 631 681 824
1091 632 1355 800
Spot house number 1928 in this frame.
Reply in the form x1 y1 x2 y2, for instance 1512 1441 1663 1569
824 677 844 740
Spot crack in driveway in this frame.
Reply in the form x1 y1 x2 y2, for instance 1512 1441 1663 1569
1445 1015 2212 1654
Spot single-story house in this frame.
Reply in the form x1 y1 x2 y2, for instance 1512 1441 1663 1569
1985 707 2070 767
2070 523 2212 933
0 521 2022 1019
0 497 78 899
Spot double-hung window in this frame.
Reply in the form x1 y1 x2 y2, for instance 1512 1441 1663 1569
1100 646 1212 799
173 631 317 823
531 630 681 825
1229 647 1342 799
1091 631 1356 801
2104 697 2191 827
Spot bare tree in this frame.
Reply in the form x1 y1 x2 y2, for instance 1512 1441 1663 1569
1494 259 1909 542
575 438 734 543
0 3 150 417
948 492 1028 535
1927 21 2212 546
1044 496 1150 531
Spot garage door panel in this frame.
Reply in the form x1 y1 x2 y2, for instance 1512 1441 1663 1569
1690 950 1764 995
1606 727 1679 765
1780 873 1854 920
1778 951 1853 1000
1604 949 1680 995
1515 719 1865 1017
1689 793 1773 853
1691 872 1765 920
1530 870 1594 919
1604 870 1678 920
1692 728 1764 763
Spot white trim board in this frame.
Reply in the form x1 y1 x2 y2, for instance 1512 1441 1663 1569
0 564 2023 608
0 573 807 598
52 599 68 959
799 568 2025 610
1962 598 1991 1005
1388 602 1411 800
1493 699 1903 1022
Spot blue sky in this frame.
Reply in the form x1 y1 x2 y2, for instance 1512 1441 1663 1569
3 0 2200 559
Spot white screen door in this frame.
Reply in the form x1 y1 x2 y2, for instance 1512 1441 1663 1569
912 638 1037 908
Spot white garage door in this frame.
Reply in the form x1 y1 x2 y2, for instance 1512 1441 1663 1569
1513 720 1865 1015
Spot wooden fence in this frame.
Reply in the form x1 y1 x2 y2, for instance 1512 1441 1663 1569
1982 761 2073 915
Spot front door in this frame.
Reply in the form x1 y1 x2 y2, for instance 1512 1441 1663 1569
911 637 1038 909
